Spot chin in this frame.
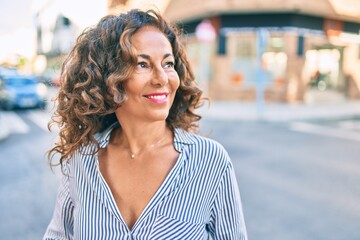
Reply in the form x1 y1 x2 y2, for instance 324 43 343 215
147 110 170 122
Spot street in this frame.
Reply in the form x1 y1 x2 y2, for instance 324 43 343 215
200 118 360 240
0 109 60 240
0 107 360 240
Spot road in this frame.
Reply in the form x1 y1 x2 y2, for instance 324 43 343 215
0 106 360 239
0 109 60 240
200 118 360 240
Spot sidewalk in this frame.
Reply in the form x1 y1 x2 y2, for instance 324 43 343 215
198 100 360 122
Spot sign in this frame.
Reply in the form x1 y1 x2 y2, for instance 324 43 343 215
195 20 216 43
323 19 343 37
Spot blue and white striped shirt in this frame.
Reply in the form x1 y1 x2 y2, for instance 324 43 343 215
44 123 248 240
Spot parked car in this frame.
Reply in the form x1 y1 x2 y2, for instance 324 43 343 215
0 75 48 110
0 66 18 76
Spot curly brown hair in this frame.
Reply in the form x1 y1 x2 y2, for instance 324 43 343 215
49 9 203 166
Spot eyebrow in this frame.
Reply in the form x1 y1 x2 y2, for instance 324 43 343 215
137 53 174 60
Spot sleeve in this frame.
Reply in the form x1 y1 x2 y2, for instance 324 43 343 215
208 162 248 240
43 164 74 240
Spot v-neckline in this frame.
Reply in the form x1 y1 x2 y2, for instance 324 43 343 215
96 149 185 232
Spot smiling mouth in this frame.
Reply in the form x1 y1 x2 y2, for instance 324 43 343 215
145 94 168 100
144 93 169 104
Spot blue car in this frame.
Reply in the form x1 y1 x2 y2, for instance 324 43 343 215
0 75 48 110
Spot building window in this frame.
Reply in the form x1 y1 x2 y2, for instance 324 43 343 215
231 34 257 58
267 37 284 52
62 17 70 27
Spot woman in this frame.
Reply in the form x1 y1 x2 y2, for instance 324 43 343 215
44 9 247 240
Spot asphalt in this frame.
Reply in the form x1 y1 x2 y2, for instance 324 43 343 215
1 100 360 141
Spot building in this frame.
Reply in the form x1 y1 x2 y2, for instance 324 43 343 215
110 0 360 103
34 0 108 74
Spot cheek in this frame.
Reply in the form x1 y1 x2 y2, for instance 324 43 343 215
123 78 142 96
169 72 180 90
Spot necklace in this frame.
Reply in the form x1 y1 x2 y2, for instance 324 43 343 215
128 134 168 159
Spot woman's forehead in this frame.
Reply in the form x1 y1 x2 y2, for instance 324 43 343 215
131 26 173 56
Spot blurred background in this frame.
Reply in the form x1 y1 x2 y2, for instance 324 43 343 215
0 0 360 239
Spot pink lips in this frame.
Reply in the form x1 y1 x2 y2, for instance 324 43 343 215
143 92 169 104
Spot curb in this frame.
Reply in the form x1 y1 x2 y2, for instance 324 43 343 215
198 101 360 122
0 128 9 141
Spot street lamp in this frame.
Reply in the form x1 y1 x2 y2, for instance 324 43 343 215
256 28 269 118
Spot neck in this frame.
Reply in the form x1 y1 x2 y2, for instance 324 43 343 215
112 120 171 158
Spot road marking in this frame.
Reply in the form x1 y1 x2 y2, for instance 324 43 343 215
338 120 360 131
290 122 360 142
0 111 29 134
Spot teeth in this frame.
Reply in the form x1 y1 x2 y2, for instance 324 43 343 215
147 95 167 100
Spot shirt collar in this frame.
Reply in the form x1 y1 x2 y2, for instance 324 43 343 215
95 121 119 148
173 128 195 145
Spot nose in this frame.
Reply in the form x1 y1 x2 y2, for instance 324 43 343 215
151 65 168 86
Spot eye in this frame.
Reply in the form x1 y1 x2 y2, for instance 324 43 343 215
137 62 148 68
164 61 175 69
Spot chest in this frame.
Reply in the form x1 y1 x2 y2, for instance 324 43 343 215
70 148 215 239
98 146 179 229
105 156 174 210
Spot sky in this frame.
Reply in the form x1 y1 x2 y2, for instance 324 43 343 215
0 0 107 62
0 0 34 35
0 0 37 60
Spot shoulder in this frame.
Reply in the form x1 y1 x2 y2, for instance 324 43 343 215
174 128 232 167
175 128 228 152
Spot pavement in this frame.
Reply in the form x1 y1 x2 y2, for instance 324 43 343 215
198 100 360 122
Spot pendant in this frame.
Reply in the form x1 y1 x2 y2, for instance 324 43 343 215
131 154 135 159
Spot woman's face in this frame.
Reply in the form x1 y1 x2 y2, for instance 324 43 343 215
116 26 180 123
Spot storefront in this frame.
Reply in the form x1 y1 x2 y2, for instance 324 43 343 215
179 13 360 103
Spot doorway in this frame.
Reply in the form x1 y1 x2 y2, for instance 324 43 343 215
303 47 346 103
